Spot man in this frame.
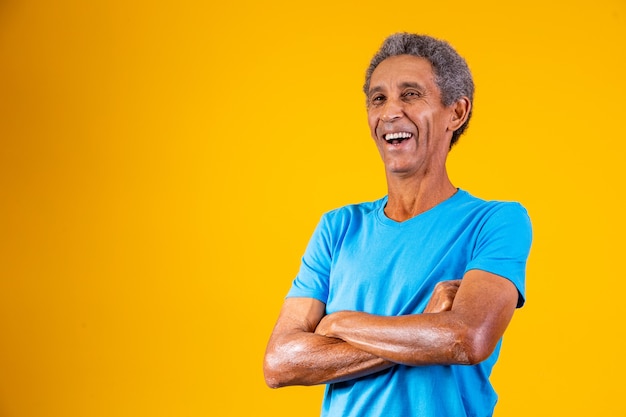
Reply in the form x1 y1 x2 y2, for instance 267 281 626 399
263 33 532 417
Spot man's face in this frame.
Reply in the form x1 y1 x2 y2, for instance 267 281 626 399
367 55 456 179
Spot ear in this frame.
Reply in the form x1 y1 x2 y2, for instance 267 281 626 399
448 97 471 132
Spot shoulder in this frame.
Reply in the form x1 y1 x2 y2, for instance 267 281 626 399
456 191 533 252
305 197 385 259
320 197 386 226
456 190 531 225
449 190 533 248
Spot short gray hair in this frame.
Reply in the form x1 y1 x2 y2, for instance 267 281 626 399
364 33 474 147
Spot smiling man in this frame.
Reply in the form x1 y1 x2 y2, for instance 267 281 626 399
264 33 532 417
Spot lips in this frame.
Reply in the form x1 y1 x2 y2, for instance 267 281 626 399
383 131 413 145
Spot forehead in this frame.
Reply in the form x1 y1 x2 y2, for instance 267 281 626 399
369 55 437 92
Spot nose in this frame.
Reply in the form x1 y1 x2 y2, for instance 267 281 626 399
380 97 403 123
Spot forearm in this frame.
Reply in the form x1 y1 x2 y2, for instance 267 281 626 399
264 330 393 388
319 311 474 366
317 272 519 366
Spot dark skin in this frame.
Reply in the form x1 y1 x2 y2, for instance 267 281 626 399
263 55 520 388
314 272 516 367
264 280 465 387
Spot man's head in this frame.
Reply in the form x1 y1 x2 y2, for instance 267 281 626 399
364 33 474 147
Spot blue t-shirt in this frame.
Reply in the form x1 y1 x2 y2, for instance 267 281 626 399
287 189 532 417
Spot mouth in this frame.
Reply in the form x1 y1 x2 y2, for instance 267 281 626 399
383 131 413 145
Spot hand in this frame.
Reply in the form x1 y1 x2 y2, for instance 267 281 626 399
315 311 349 338
423 279 462 314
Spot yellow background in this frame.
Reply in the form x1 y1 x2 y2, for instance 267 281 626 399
0 0 624 416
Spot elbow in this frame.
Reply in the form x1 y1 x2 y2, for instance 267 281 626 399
263 363 280 389
264 336 316 388
454 328 497 365
263 354 284 389
264 372 283 389
264 371 287 390
263 350 295 389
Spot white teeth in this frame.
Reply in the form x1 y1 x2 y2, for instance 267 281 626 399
384 132 412 140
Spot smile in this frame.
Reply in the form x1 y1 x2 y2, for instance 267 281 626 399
384 131 413 145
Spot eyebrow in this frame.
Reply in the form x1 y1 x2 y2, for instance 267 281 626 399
368 81 426 97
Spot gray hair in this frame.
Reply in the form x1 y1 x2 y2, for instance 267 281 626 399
364 33 474 147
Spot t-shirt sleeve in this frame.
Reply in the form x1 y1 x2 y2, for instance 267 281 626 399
286 214 332 303
465 202 533 308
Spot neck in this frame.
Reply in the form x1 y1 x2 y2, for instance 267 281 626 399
384 170 456 222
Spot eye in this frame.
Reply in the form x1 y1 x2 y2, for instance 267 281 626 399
369 94 385 106
403 90 421 98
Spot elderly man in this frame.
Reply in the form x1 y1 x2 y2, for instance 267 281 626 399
263 33 532 417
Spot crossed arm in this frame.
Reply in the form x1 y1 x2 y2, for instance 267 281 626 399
263 269 519 388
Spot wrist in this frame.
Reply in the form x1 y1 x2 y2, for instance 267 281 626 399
325 311 355 339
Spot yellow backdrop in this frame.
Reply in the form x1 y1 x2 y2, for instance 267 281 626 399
0 0 624 416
